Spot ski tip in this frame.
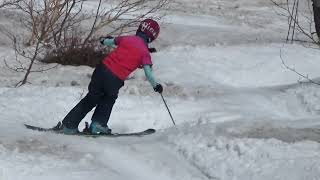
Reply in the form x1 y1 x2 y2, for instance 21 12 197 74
145 128 156 133
24 124 32 128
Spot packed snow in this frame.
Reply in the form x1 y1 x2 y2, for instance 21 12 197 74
1 0 320 180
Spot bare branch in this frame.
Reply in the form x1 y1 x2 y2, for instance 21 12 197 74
0 0 22 8
280 47 320 85
82 0 169 44
271 0 319 44
82 0 102 46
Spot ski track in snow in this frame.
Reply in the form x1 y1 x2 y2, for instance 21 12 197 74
1 0 320 179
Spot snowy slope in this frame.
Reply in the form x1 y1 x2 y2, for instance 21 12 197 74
1 0 320 180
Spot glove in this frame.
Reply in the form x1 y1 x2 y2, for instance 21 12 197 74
154 84 163 94
148 47 157 53
99 36 114 45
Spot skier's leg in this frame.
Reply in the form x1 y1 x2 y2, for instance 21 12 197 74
91 94 118 126
62 65 104 129
62 92 103 129
89 95 117 134
89 65 124 134
313 0 320 7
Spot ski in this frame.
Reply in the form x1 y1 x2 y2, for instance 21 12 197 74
24 122 156 137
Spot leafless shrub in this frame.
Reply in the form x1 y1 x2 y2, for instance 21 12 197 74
0 0 83 86
43 35 108 67
2 29 58 86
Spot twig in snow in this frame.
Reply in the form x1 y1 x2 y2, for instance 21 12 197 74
279 47 320 85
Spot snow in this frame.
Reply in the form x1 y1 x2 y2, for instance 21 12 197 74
155 44 320 88
170 130 320 180
1 0 320 180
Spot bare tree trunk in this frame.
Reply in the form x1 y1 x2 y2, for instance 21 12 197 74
19 41 41 86
313 0 320 40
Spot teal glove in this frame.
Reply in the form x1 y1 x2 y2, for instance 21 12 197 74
100 36 115 47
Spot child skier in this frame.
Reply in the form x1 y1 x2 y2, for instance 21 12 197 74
58 19 163 134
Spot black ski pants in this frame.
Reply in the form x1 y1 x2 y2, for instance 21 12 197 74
62 63 124 129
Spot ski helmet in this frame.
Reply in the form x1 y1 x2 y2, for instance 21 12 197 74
137 19 160 42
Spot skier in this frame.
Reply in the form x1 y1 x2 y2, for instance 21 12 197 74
58 19 163 134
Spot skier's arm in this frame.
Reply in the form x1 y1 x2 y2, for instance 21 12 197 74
143 65 158 88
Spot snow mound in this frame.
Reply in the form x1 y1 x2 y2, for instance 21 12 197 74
286 83 320 115
168 125 320 180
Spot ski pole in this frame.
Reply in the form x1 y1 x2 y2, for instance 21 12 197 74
160 93 176 126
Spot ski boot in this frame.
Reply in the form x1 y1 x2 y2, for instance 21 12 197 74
88 121 112 135
52 122 78 135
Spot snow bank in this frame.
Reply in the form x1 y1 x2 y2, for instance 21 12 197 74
169 127 320 180
286 84 320 115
